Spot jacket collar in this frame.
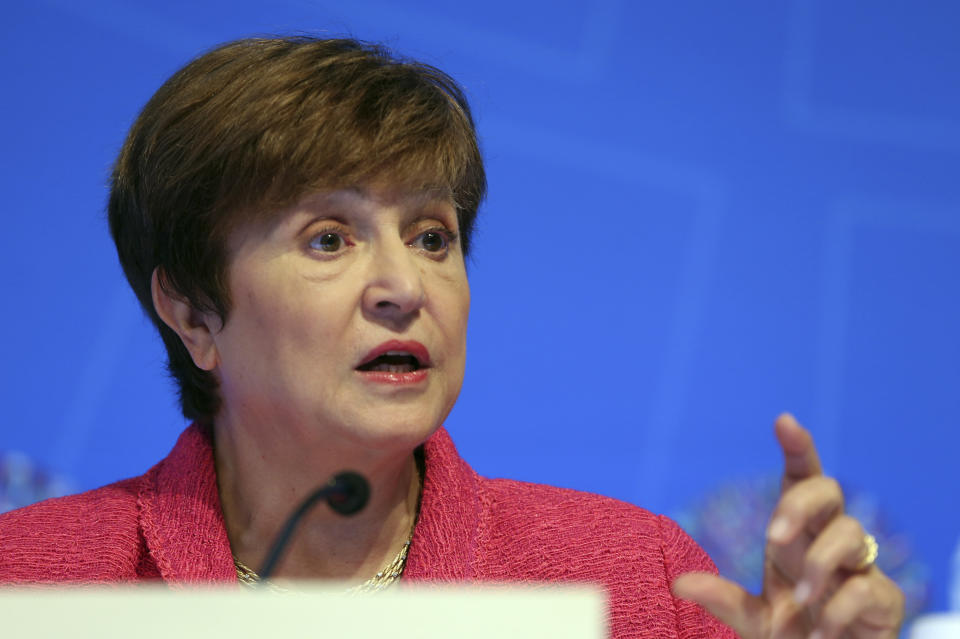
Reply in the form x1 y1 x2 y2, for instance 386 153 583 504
137 423 480 583
403 427 481 582
138 424 235 583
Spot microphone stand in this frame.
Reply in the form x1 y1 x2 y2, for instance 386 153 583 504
257 471 370 581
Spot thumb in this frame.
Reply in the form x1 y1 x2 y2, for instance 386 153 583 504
672 572 764 639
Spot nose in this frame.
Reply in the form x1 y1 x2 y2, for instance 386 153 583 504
361 238 426 323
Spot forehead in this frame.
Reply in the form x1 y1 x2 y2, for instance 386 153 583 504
312 184 454 209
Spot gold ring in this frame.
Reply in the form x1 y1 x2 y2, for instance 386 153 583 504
855 533 879 571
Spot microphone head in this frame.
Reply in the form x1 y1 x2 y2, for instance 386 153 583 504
327 471 370 515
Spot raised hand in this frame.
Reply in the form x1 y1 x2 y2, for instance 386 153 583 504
672 414 904 639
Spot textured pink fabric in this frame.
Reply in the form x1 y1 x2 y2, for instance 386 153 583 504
0 425 736 638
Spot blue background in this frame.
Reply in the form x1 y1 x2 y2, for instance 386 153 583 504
2 0 958 615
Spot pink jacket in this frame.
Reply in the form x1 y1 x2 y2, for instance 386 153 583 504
0 425 734 638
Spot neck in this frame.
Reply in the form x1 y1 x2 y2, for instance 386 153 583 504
213 414 422 583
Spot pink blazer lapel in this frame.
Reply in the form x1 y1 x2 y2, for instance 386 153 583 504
138 424 235 583
403 427 482 582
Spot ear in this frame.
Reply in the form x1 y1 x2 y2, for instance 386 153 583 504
151 268 220 371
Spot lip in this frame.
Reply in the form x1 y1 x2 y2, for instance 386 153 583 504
356 340 432 369
355 339 432 386
356 368 429 386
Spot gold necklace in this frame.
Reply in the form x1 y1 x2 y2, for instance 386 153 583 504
233 532 413 593
234 456 423 593
345 535 412 594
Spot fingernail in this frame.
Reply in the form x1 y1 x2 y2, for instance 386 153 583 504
809 630 823 639
794 580 812 604
767 517 790 543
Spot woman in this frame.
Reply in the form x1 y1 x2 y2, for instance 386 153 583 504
0 37 903 638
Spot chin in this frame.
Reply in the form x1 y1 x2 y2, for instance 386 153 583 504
336 412 442 454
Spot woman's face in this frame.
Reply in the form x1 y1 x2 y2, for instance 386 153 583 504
208 185 470 452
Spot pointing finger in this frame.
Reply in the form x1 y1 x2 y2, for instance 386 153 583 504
775 413 823 493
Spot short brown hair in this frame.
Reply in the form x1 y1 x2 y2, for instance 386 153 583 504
108 36 486 422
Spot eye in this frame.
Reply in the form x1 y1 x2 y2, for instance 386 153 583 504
411 228 455 254
309 231 346 253
421 231 446 252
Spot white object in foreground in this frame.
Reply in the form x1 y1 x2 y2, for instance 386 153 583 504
0 583 605 639
910 613 960 639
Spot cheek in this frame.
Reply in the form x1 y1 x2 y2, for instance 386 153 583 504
217 287 357 404
220 272 322 363
233 277 292 337
214 289 283 379
441 279 470 352
267 286 355 356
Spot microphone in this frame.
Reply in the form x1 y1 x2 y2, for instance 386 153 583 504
258 471 370 580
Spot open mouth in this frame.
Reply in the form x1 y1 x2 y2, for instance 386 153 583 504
356 351 424 374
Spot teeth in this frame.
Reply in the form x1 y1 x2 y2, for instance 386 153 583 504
368 363 415 373
384 351 411 356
